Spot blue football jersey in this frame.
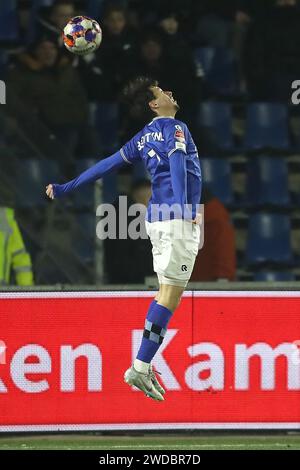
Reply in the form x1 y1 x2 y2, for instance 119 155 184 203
120 116 202 222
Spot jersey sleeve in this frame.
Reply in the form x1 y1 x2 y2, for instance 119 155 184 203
52 150 126 198
120 133 141 165
163 120 187 157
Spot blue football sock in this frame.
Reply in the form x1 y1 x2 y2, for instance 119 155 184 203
148 299 157 311
136 302 173 364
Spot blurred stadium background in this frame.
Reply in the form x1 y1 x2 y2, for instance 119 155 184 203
1 0 300 451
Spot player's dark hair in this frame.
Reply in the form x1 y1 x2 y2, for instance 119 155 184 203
123 76 158 123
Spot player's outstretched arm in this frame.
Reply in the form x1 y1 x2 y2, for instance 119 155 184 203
45 150 127 199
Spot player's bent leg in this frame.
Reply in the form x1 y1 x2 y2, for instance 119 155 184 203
139 283 172 396
138 286 165 396
146 283 185 396
124 293 165 401
126 219 199 400
124 289 175 399
125 282 185 399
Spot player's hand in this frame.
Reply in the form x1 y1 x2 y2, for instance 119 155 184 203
46 184 54 200
192 213 202 225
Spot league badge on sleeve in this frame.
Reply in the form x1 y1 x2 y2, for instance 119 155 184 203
174 125 187 153
174 124 186 143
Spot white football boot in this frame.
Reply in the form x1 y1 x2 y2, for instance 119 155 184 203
149 364 166 396
124 366 164 401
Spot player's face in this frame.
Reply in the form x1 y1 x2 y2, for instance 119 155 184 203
150 87 180 115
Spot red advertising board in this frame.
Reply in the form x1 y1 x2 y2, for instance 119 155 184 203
0 291 300 431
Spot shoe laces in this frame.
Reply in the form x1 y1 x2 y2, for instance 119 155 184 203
149 366 161 379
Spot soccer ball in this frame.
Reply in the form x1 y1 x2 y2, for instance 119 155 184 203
63 16 102 55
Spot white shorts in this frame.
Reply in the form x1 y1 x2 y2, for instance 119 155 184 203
145 219 201 288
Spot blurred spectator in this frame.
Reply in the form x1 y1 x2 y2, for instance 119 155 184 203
160 12 179 36
233 0 276 89
104 179 153 284
37 0 76 43
244 0 300 100
18 0 32 43
235 0 276 22
190 188 236 282
133 33 170 87
126 32 201 132
7 39 89 159
76 3 138 101
15 1 76 83
191 0 237 48
0 206 34 286
128 0 194 32
158 10 192 63
119 32 171 141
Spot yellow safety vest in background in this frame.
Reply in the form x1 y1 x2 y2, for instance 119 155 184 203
0 207 34 286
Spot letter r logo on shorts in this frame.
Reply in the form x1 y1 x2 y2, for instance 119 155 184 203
181 265 188 272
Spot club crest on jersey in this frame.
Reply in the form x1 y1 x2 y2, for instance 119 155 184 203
174 125 185 143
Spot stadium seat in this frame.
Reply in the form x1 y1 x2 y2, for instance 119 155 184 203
73 213 96 264
16 159 60 208
194 47 237 97
201 158 234 206
0 0 18 41
89 102 119 155
245 156 291 208
244 103 290 152
198 102 234 152
210 48 237 96
254 271 296 282
246 213 293 265
194 47 216 77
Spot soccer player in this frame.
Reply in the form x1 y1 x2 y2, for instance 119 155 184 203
46 77 202 401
